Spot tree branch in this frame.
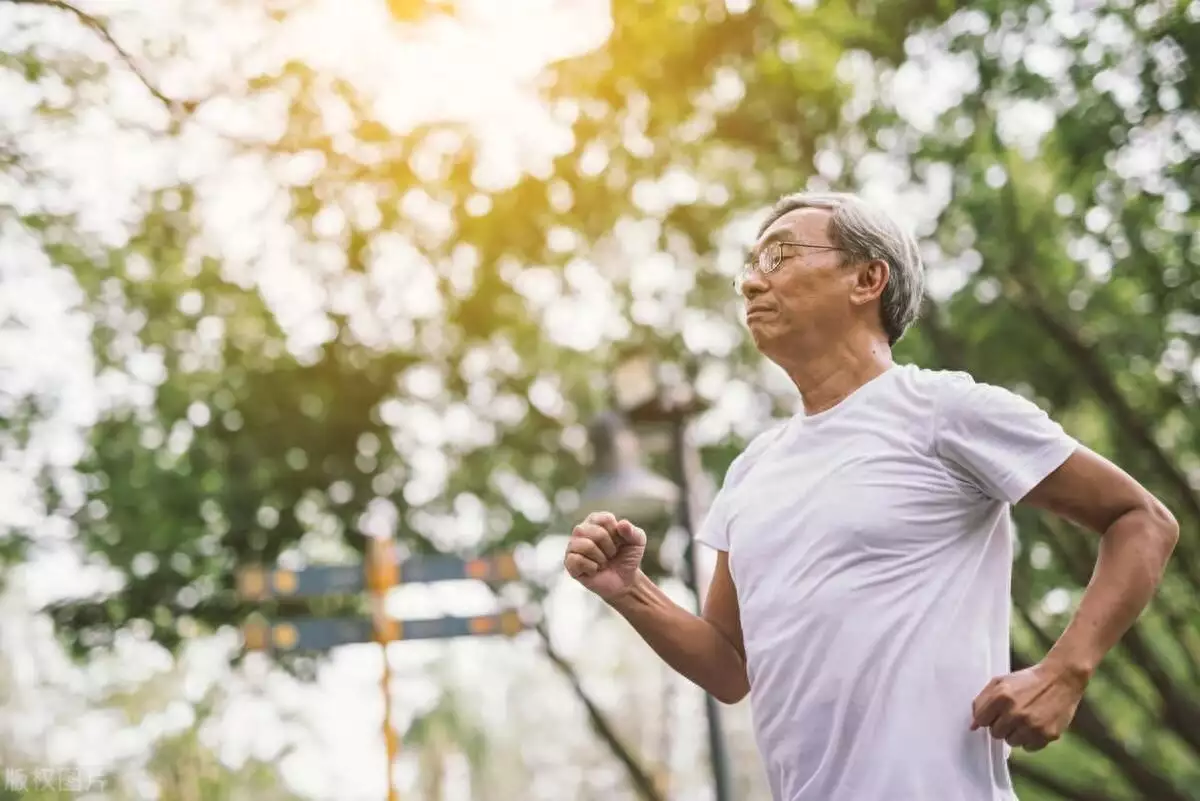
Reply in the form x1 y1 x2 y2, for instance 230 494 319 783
1118 624 1200 752
1009 759 1124 801
981 140 1200 593
1010 255 1200 589
1011 648 1190 801
536 623 666 801
4 0 196 116
1018 283 1200 521
1154 588 1200 686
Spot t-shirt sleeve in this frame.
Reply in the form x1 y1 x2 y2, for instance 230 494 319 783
695 486 734 551
935 376 1079 504
694 423 784 552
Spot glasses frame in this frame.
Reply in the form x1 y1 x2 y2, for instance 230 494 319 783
734 240 846 291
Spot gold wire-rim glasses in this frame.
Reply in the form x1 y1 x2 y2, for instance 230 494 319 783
734 240 846 292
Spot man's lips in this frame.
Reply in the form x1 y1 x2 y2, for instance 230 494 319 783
745 305 775 319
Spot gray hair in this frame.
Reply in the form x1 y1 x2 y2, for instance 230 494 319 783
758 192 925 345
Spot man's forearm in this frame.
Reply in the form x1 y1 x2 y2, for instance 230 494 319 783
1045 505 1179 679
609 571 749 704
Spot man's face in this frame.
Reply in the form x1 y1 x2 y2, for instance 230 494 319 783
740 207 859 355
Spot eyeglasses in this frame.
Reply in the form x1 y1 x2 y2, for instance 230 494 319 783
734 240 845 292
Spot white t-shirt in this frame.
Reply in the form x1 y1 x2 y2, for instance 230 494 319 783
697 364 1078 801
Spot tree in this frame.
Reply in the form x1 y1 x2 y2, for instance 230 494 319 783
404 662 491 801
5 0 1199 797
0 579 310 801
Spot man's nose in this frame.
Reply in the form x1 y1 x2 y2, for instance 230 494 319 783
739 269 769 299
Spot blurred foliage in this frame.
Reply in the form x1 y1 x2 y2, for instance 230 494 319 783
0 629 305 801
3 0 1200 798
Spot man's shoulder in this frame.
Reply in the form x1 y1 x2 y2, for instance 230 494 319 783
899 365 1036 412
891 364 985 411
896 363 977 391
899 366 1060 447
741 419 790 459
723 419 790 483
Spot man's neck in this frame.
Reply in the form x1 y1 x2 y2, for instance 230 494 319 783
777 331 895 417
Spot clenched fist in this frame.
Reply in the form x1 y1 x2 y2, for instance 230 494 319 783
971 661 1088 751
564 511 647 602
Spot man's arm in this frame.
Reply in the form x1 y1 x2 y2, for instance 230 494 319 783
610 551 750 705
971 446 1178 749
1022 446 1178 677
565 513 749 704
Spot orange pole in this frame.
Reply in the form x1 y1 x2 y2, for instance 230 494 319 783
380 643 398 801
368 538 400 801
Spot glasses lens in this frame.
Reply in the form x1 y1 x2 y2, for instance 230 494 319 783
758 243 777 274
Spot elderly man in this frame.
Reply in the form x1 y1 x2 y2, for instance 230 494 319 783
563 193 1178 801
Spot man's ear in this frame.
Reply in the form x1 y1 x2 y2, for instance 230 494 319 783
850 258 889 306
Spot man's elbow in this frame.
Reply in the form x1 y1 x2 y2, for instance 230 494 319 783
722 687 750 705
1135 495 1179 562
1147 501 1176 551
711 674 750 705
1146 496 1179 550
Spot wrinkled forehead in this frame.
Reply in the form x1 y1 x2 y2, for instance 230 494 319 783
753 207 836 252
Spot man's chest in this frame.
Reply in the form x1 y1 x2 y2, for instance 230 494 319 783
722 432 970 603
